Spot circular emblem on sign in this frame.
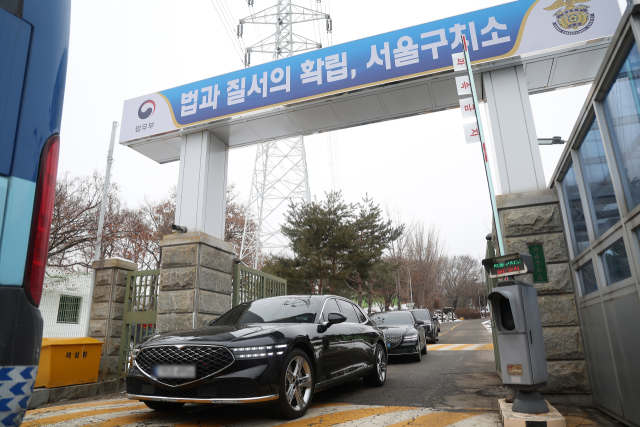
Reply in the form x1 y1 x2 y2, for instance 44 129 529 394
544 0 595 35
138 100 156 120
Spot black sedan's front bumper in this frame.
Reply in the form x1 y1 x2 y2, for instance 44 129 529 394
386 340 420 356
126 351 281 404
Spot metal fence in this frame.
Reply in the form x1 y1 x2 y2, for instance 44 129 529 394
232 263 287 307
40 270 92 338
117 270 159 379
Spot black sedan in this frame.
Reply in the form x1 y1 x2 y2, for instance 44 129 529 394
410 309 439 343
369 311 427 362
126 295 387 419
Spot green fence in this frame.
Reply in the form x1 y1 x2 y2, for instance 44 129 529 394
117 270 159 379
232 263 287 307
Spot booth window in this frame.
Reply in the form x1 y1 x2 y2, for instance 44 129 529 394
578 260 598 295
561 163 590 255
578 119 621 238
603 42 640 212
56 295 81 324
602 239 632 286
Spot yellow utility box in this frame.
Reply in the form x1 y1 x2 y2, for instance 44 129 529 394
35 338 104 388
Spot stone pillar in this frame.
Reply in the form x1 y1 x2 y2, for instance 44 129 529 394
493 189 592 406
89 258 137 380
158 232 235 332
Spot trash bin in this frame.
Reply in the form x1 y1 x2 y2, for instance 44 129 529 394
35 338 104 388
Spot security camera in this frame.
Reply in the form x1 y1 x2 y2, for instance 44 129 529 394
171 224 187 233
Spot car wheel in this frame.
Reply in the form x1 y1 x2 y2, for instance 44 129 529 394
275 349 314 419
414 343 422 362
364 343 387 387
421 342 427 355
143 401 184 412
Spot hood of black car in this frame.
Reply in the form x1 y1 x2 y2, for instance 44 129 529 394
139 324 289 347
376 326 413 335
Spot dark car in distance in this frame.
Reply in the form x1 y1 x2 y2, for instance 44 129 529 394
410 309 439 343
369 311 426 362
126 295 387 419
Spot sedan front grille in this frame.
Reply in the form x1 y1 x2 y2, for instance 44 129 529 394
135 345 234 387
385 335 402 348
388 347 417 355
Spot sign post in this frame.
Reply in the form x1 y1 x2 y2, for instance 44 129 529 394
460 35 505 256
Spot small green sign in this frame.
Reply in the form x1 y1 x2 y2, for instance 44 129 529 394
528 245 548 283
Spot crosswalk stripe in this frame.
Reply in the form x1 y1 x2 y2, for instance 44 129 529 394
426 344 494 351
27 400 133 415
449 344 475 351
20 404 147 427
276 406 415 427
386 411 484 426
80 411 167 427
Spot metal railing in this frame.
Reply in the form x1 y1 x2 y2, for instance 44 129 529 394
117 270 159 379
232 263 287 307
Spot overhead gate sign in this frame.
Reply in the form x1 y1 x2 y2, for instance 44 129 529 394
120 0 620 143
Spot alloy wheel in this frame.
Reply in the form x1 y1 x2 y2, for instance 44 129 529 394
376 347 387 382
285 356 313 411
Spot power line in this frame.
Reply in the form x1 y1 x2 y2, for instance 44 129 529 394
208 0 245 64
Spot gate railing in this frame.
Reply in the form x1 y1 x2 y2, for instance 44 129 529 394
117 270 160 379
232 263 287 307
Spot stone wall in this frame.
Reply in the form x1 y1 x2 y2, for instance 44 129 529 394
158 232 235 332
494 189 592 406
88 258 137 380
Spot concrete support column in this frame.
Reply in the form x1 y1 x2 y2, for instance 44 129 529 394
157 232 235 332
175 131 229 239
483 66 546 195
493 189 592 406
88 258 137 379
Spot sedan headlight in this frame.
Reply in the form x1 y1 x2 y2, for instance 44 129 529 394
231 344 287 358
403 334 418 342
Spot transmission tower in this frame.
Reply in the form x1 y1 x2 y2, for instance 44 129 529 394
238 0 331 268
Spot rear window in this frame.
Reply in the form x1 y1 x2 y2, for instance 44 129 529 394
411 310 431 321
370 312 414 326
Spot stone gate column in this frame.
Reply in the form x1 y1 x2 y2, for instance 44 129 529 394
157 232 235 332
88 258 138 379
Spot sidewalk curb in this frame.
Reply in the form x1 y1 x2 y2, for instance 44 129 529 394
28 379 126 410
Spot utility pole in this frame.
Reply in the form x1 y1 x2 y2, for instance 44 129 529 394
238 0 331 268
86 121 118 336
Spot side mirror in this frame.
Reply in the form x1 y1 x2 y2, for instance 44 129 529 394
318 312 346 333
328 312 347 324
417 320 425 325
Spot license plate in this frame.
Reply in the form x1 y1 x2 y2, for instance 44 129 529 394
153 365 196 379
387 342 391 348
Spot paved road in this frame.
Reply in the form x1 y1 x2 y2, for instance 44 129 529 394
20 319 601 426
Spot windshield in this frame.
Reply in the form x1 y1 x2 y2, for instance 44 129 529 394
370 312 414 326
411 310 431 321
214 297 321 325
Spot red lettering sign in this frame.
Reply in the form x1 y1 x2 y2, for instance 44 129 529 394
457 58 465 65
471 128 479 136
461 81 470 89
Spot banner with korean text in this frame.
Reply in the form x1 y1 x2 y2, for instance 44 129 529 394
120 0 620 143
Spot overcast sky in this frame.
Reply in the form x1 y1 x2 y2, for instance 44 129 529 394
59 0 626 259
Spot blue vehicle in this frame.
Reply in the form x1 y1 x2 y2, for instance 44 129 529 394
0 1 70 425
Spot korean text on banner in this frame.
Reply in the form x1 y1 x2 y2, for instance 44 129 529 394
463 121 481 144
452 52 467 72
455 76 472 96
460 97 476 119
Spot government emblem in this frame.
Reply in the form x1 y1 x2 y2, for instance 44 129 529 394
544 0 595 35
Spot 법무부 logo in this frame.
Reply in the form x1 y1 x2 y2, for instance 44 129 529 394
545 0 595 35
138 100 156 120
